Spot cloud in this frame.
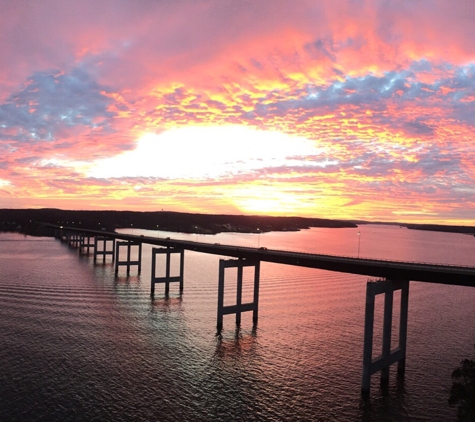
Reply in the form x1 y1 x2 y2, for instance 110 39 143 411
1 1 475 223
0 67 116 144
402 121 435 136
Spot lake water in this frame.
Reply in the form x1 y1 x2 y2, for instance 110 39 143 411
1 224 475 421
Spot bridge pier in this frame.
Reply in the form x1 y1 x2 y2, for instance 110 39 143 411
58 230 68 243
68 233 81 248
79 235 95 255
217 258 260 331
150 247 184 296
93 236 115 263
115 241 142 275
361 278 409 396
66 231 81 248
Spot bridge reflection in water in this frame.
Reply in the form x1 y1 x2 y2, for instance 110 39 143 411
53 225 475 396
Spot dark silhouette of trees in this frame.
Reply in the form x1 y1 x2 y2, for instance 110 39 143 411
449 345 475 421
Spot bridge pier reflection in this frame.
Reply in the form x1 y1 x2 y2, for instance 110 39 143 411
217 258 260 331
150 247 184 296
361 278 410 396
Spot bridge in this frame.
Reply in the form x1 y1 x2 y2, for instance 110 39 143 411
51 225 475 396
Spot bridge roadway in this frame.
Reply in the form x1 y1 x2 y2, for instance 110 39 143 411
56 226 475 287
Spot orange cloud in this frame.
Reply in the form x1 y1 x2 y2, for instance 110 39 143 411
1 1 475 224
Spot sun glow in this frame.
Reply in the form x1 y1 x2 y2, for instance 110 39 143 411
230 184 320 216
87 126 319 180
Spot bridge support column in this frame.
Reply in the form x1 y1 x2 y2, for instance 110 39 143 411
361 279 409 396
93 236 115 263
217 258 260 331
68 233 81 248
79 235 95 255
60 231 68 243
115 241 142 275
150 247 184 296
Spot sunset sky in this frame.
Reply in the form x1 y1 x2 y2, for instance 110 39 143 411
1 0 475 224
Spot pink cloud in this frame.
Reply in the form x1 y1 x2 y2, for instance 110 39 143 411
1 1 475 223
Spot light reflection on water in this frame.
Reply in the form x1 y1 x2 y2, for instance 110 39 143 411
0 226 474 421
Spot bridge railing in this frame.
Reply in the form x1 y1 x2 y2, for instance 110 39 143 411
55 224 475 271
172 240 475 270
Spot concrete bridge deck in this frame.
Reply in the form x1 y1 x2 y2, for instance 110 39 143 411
54 225 475 287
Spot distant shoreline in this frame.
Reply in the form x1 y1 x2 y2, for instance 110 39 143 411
0 208 356 236
404 223 475 235
1 208 474 237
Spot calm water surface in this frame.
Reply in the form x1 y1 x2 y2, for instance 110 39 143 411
1 225 474 421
